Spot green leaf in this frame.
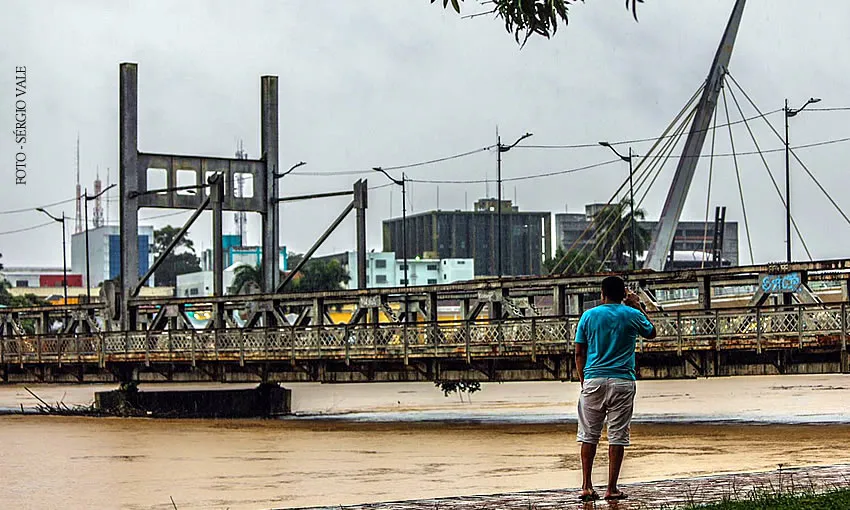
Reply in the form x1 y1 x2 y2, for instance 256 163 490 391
450 0 460 14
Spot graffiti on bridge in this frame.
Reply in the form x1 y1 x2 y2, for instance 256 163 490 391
761 272 802 294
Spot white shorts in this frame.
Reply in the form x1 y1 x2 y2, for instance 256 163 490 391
576 377 637 446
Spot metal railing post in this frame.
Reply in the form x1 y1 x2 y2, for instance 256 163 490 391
756 308 762 354
344 325 351 366
676 311 683 356
190 330 196 367
239 331 245 367
464 320 471 364
531 318 537 362
715 309 721 351
289 327 296 366
842 303 847 353
797 304 804 349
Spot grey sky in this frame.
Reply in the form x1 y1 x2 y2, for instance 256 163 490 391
2 1 849 268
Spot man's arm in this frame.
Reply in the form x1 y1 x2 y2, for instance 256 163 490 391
625 291 657 339
575 343 587 386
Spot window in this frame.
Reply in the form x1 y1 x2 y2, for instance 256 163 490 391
457 260 466 265
376 275 387 284
426 264 438 271
15 280 28 288
189 288 199 296
443 275 447 280
400 279 408 285
375 259 387 269
399 264 408 271
427 278 438 285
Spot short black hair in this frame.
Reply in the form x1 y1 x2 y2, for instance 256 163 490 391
601 276 626 302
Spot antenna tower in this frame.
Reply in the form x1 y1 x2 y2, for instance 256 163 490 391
74 134 83 233
234 140 248 245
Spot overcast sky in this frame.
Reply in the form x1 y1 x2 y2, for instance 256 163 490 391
2 0 850 268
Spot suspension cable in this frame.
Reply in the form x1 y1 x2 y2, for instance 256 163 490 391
726 84 813 260
700 106 719 268
587 107 697 273
721 83 755 265
726 72 850 232
549 83 704 274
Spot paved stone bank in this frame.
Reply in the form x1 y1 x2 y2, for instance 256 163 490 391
294 464 850 510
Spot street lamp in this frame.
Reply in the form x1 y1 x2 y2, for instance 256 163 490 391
373 167 408 318
784 97 820 264
36 208 69 318
599 141 637 271
274 161 307 179
496 132 532 277
83 183 116 302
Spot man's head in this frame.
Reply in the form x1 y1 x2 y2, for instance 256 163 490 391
601 275 626 303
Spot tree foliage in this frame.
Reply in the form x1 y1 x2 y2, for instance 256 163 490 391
591 198 651 270
0 280 49 308
434 0 644 46
152 226 202 288
545 247 600 275
226 259 350 295
435 380 482 403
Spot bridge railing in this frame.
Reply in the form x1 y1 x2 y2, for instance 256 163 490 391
1 304 847 365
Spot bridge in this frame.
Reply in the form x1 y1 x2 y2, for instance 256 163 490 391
4 0 850 384
2 259 849 383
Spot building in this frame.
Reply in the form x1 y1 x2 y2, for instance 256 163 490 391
70 225 155 288
176 265 239 298
382 198 551 277
179 242 289 298
555 204 739 270
313 251 475 289
0 267 82 289
200 236 289 272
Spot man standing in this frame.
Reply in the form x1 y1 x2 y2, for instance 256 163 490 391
574 275 657 502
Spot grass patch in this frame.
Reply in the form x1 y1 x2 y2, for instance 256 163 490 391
687 488 850 509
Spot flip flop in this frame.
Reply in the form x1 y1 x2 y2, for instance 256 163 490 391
579 489 600 502
604 491 628 500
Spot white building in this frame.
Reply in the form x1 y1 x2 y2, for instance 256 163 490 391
70 225 156 288
175 264 239 298
316 251 475 289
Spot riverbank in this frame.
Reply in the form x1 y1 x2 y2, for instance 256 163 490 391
292 464 850 509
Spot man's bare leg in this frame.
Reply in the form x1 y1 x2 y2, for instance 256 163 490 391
606 445 625 498
580 442 598 498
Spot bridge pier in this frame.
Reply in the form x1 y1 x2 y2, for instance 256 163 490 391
842 350 849 374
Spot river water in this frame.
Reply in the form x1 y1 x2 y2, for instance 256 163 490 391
1 375 849 509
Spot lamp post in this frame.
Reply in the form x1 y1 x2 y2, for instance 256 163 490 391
784 97 820 264
373 167 407 318
36 208 69 319
274 161 307 179
496 132 532 277
599 141 637 271
83 183 116 302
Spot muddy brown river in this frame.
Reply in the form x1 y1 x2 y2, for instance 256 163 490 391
1 375 849 509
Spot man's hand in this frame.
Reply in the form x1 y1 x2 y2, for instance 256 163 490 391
624 290 642 310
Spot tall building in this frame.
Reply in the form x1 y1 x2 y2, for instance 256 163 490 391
382 198 551 277
555 204 739 270
313 251 475 289
70 225 155 288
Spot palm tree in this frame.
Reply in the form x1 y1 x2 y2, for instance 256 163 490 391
228 264 262 295
434 0 644 45
591 198 651 271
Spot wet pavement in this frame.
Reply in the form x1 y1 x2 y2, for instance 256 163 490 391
296 464 850 509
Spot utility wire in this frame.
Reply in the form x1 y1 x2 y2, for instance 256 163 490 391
408 159 620 184
0 221 55 236
289 145 495 177
0 197 77 216
520 109 783 150
726 83 813 260
722 84 754 265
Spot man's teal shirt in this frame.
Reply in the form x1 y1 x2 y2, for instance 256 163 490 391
575 303 655 381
